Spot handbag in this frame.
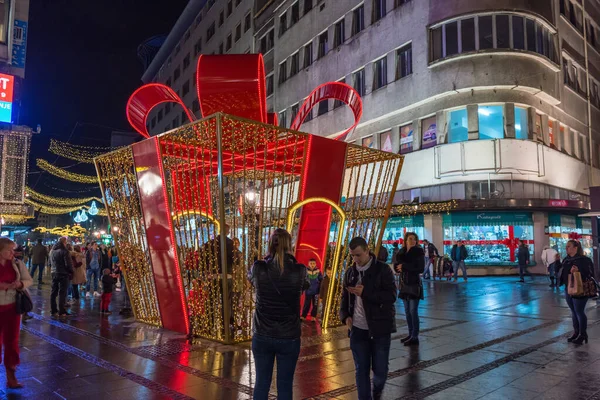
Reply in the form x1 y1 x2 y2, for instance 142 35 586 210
568 272 584 296
399 274 422 298
582 277 598 298
15 289 33 314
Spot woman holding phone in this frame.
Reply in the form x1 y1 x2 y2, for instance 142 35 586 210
394 232 425 346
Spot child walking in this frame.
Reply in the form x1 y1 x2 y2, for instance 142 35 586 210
301 258 323 321
100 268 116 315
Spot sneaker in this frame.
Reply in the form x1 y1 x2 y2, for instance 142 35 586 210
86 292 92 298
93 291 101 297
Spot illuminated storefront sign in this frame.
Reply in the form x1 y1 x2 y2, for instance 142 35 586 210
0 73 14 123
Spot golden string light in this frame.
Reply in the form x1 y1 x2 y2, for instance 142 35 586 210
25 186 102 206
48 139 119 163
34 225 87 237
391 200 458 216
25 198 105 215
36 159 99 184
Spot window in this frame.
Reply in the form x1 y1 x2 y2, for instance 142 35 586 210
362 136 374 148
560 0 566 15
396 43 412 79
461 18 475 52
496 15 509 48
318 99 328 116
334 20 345 48
175 44 181 55
303 42 313 68
291 2 300 24
548 119 555 147
192 99 200 113
304 0 313 14
526 19 535 52
399 123 414 154
279 12 288 36
291 103 299 122
194 38 202 56
591 80 599 108
226 34 232 51
219 10 224 26
174 66 181 81
479 16 493 50
181 110 187 124
151 117 156 129
173 116 180 129
235 24 242 41
183 53 191 70
227 0 232 16
219 42 224 54
448 108 468 143
445 21 458 56
515 106 529 140
260 29 275 54
208 0 215 9
563 59 570 85
305 104 313 122
380 130 393 152
421 116 437 149
512 16 525 50
165 103 171 114
290 52 300 76
353 68 366 96
182 80 190 96
279 111 287 128
395 0 411 7
158 109 163 122
207 23 216 41
372 57 387 90
184 30 191 43
245 13 252 32
334 79 345 108
478 105 504 140
236 0 241 6
166 78 172 88
318 31 328 59
372 0 386 23
352 5 365 36
266 74 274 96
431 27 442 60
279 61 287 83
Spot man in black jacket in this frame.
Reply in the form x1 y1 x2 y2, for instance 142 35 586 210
517 240 531 283
50 237 74 317
340 237 397 400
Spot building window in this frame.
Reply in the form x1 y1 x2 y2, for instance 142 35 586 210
353 68 366 96
380 130 393 152
372 0 386 23
591 80 599 108
183 53 191 70
548 119 555 147
279 11 288 36
304 0 313 15
399 123 413 154
219 10 224 26
421 116 437 149
194 38 202 56
372 57 387 91
208 0 215 9
395 0 411 7
235 0 241 6
334 20 345 48
396 43 412 79
291 2 300 24
305 104 313 122
479 16 493 50
318 100 328 116
478 105 504 140
512 16 525 50
515 106 529 140
461 17 476 52
165 103 171 115
226 34 232 51
334 78 345 108
174 66 181 81
290 52 300 76
235 24 242 42
192 99 200 113
266 74 274 96
445 21 458 56
184 30 191 43
303 42 313 68
431 26 442 60
245 13 252 32
166 78 172 88
279 61 287 83
219 42 224 54
279 110 287 128
291 103 299 123
175 44 181 55
151 117 156 129
207 23 216 41
260 29 275 54
181 110 187 125
182 80 190 96
352 5 365 36
448 108 468 143
496 15 510 48
318 31 328 59
560 0 566 15
362 136 374 148
173 116 180 129
227 0 233 16
158 109 164 122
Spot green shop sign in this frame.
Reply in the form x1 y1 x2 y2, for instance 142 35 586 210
443 212 533 227
387 214 424 228
548 213 577 229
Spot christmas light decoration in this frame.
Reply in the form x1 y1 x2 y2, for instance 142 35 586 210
34 224 87 238
88 200 99 216
79 209 88 222
25 186 102 206
24 198 104 215
48 139 119 163
74 211 82 223
391 200 458 216
36 159 98 184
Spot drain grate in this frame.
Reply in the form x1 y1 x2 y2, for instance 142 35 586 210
136 341 194 357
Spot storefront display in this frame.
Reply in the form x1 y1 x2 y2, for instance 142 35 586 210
381 215 424 262
443 212 534 265
548 214 592 256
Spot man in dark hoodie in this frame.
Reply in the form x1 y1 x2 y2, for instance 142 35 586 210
50 237 74 318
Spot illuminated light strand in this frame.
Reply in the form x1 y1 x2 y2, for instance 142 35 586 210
34 225 87 238
36 159 99 184
48 139 119 163
25 186 103 206
25 198 106 215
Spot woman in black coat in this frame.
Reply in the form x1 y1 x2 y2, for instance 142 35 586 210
559 240 594 344
394 232 425 346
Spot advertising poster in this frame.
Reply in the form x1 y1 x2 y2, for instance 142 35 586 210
421 116 437 149
12 20 28 70
361 136 374 148
380 130 392 152
399 123 413 154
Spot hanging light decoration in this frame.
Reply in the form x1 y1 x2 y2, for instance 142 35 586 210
80 209 89 222
74 211 82 223
88 200 99 216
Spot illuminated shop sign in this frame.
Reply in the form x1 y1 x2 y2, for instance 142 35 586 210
0 73 14 123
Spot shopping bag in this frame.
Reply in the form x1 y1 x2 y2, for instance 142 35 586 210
568 272 584 296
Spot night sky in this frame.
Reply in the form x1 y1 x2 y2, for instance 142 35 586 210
21 1 188 194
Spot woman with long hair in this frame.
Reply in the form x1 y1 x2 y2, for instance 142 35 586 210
394 232 425 346
559 240 594 344
248 228 309 400
71 245 86 300
0 237 33 388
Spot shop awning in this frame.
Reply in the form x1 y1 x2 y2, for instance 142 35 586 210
387 214 424 228
548 213 577 229
442 212 533 227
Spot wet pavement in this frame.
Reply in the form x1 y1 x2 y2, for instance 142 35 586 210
2 275 600 399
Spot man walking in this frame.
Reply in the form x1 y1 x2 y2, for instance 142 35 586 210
422 239 439 279
85 242 103 297
451 240 468 282
517 240 531 283
30 239 49 287
340 237 397 400
50 237 74 318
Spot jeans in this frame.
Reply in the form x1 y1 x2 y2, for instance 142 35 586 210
86 268 100 292
453 261 467 280
50 273 69 314
402 298 420 339
71 284 80 300
565 293 589 336
252 334 301 400
423 257 431 278
302 294 318 318
30 263 45 283
519 264 531 280
350 327 391 400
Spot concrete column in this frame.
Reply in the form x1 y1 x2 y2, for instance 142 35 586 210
467 104 479 140
424 213 444 253
541 114 550 146
532 211 548 274
504 103 515 139
436 110 447 145
412 118 422 151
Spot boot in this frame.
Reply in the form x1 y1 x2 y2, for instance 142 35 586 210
5 366 23 389
567 331 579 342
572 333 588 345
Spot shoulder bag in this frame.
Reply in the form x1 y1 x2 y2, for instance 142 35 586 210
568 272 584 296
399 274 422 299
15 289 33 314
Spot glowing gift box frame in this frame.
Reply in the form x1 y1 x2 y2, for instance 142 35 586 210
94 54 403 343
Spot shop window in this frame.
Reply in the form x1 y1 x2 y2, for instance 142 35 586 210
279 110 287 128
399 123 413 154
478 105 504 140
512 16 525 50
291 2 300 24
290 52 299 76
380 130 393 152
445 21 458 56
381 215 425 260
448 108 468 143
372 0 386 23
318 31 328 59
334 20 345 48
461 18 475 52
496 15 510 48
549 214 593 257
372 57 387 91
352 5 365 36
304 42 313 68
479 16 493 49
353 68 366 96
362 136 374 148
421 116 437 149
396 43 412 79
515 106 528 140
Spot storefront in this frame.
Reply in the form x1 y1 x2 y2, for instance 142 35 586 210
381 215 425 261
548 214 593 256
442 212 534 265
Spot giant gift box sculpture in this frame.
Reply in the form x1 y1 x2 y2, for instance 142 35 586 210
95 55 403 343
